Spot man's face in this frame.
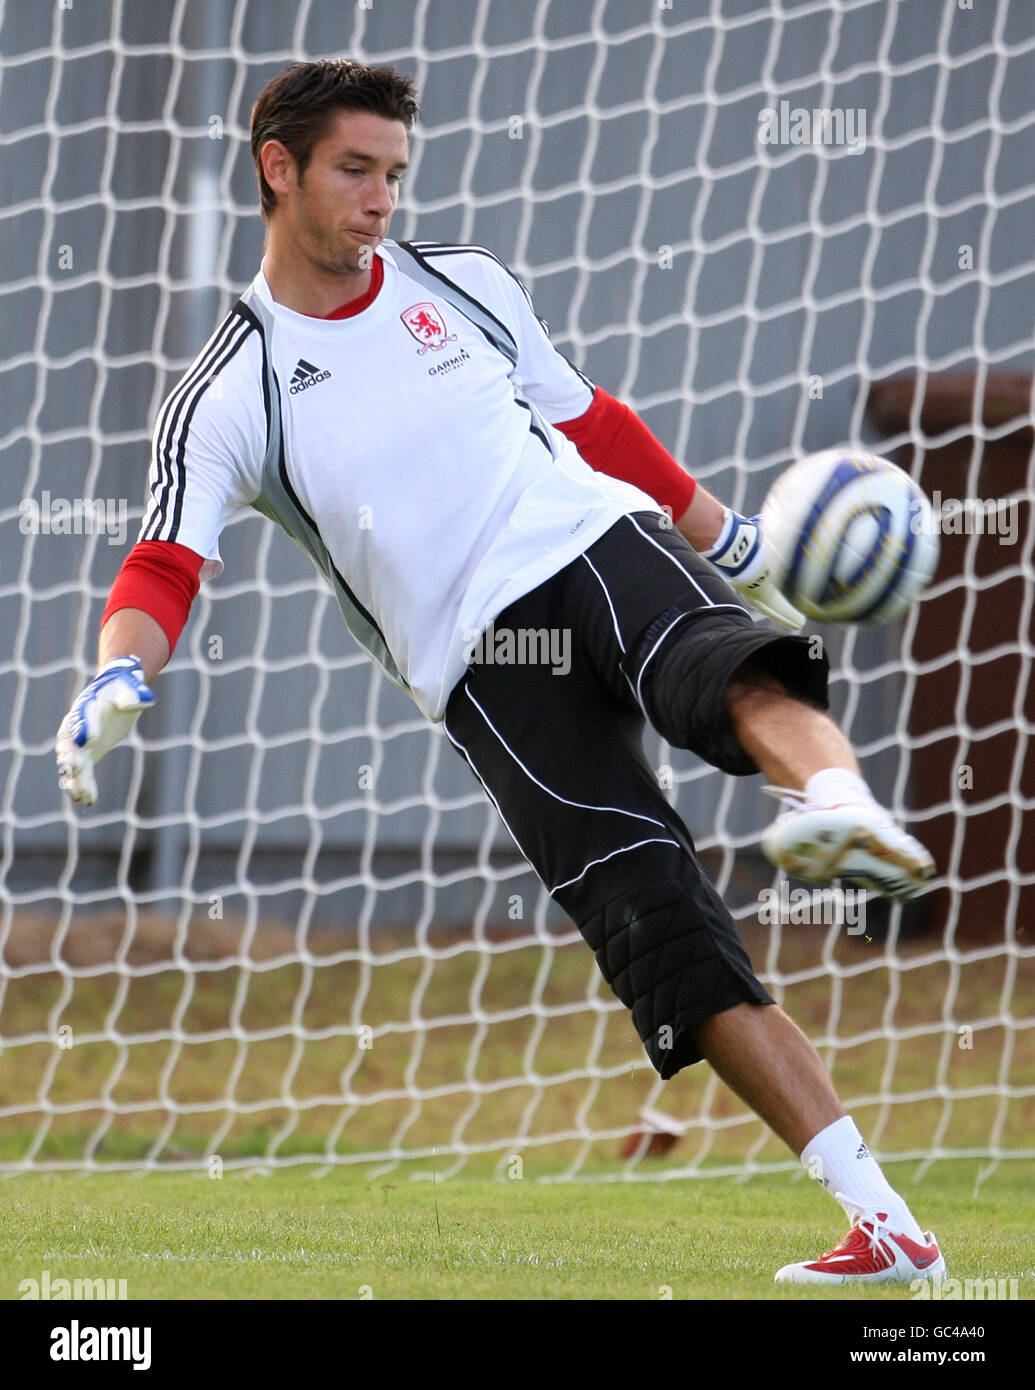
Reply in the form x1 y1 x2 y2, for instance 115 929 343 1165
274 109 409 275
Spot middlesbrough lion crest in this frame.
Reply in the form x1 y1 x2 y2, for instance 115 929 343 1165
400 302 457 353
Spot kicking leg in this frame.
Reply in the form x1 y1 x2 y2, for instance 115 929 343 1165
724 658 936 900
614 541 943 1281
723 658 859 787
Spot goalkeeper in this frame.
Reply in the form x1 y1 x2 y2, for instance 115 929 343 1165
56 60 942 1286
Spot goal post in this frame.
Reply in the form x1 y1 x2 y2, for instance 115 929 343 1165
1 0 1033 1178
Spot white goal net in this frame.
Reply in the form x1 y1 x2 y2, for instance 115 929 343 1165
2 0 1033 1179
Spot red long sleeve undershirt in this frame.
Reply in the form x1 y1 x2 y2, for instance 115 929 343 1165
102 387 695 657
555 386 696 520
101 541 204 652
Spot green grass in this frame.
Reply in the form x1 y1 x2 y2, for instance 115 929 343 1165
0 1160 1031 1299
2 910 1033 1300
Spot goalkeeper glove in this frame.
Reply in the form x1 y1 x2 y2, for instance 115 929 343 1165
55 655 155 807
702 508 805 631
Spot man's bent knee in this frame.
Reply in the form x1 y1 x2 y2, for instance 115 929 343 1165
723 657 791 717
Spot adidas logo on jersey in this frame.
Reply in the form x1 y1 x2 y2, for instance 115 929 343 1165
289 359 332 394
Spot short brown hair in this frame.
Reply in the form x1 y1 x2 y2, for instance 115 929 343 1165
250 60 419 219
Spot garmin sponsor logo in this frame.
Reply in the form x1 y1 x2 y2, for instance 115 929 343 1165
427 348 470 377
289 358 332 395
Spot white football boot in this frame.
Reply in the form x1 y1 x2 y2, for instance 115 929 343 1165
762 788 935 901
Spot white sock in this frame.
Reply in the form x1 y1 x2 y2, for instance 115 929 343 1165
804 768 875 808
801 1116 926 1240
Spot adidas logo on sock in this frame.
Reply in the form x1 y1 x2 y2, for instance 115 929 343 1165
857 1143 870 1159
289 358 332 395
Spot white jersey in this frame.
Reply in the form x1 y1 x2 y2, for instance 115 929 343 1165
139 240 664 719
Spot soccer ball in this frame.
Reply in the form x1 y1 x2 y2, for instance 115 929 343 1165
761 449 940 625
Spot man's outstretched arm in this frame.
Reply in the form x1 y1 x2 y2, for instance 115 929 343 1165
56 542 202 805
95 538 203 676
98 608 170 683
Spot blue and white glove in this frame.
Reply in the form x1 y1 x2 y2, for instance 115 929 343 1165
55 655 155 807
702 508 805 631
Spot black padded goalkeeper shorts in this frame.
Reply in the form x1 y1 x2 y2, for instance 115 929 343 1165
444 511 829 1077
